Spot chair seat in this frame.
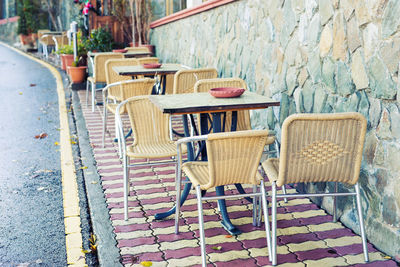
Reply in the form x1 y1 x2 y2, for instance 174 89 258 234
127 141 185 159
261 158 279 183
183 161 263 190
106 103 125 114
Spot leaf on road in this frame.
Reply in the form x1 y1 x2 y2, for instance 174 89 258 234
80 166 88 170
91 181 98 184
34 133 48 139
29 83 36 87
54 141 60 146
37 187 46 191
140 261 153 267
225 235 233 238
19 92 23 95
211 246 222 251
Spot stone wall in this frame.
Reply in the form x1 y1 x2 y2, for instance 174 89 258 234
150 0 400 259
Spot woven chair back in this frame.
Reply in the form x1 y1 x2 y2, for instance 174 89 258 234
278 112 367 186
204 130 269 189
125 96 171 147
94 53 124 83
194 78 251 132
105 58 139 86
40 35 55 46
119 78 155 100
137 57 159 64
125 47 149 53
173 68 218 94
53 34 68 47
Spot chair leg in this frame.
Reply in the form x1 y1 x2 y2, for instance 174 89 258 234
86 80 90 107
271 182 277 266
260 180 272 261
195 185 207 267
355 183 369 262
123 154 129 221
175 161 182 234
91 82 96 112
333 182 338 222
281 185 288 203
116 118 122 159
252 185 258 227
102 104 107 148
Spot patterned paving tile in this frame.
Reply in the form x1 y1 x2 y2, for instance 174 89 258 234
77 91 398 266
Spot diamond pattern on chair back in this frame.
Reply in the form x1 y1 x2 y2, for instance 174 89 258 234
94 53 124 83
173 68 218 94
204 130 269 189
125 96 171 147
194 78 251 132
278 112 367 186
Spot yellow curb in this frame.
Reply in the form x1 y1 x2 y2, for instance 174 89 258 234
1 44 86 266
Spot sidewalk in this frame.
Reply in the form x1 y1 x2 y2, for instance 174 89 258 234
72 87 398 267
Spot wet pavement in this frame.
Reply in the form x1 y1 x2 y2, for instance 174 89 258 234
0 44 66 266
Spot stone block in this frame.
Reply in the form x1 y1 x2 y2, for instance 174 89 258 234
340 0 355 21
313 83 328 113
380 38 400 75
364 131 378 165
382 0 400 38
319 0 334 25
363 23 379 61
354 0 371 26
302 79 315 112
319 23 333 57
332 12 348 61
347 16 361 53
307 49 322 83
351 49 369 90
322 57 336 92
368 55 397 100
307 14 321 49
336 61 355 97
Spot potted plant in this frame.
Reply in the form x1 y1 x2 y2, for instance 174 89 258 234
67 57 87 84
84 27 114 52
17 0 40 46
57 32 88 71
128 0 155 55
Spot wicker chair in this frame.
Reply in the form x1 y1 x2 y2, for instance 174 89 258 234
137 57 159 64
115 96 186 221
124 46 149 53
105 58 139 86
261 112 369 265
172 68 218 94
102 78 155 149
39 34 56 59
86 53 124 112
194 78 251 132
53 34 68 55
175 130 273 267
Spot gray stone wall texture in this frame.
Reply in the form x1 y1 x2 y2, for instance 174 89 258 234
151 0 400 259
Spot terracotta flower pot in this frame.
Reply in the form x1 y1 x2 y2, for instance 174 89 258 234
67 66 87 83
62 54 74 72
19 34 35 46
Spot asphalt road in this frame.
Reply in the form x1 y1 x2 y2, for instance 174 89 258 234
0 44 67 266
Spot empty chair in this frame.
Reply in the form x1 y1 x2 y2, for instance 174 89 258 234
175 130 273 267
137 57 159 64
172 68 218 94
102 78 155 148
39 34 56 59
261 112 369 265
194 77 251 132
53 34 69 55
86 52 124 112
115 96 186 221
105 58 139 85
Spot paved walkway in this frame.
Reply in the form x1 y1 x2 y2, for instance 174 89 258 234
76 90 397 267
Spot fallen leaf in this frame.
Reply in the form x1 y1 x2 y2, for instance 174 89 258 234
383 256 391 259
19 92 23 95
54 142 60 146
80 166 88 170
37 187 46 191
211 246 222 251
70 140 77 144
82 249 92 254
91 181 98 184
29 83 36 87
225 235 233 238
140 261 153 267
34 133 48 139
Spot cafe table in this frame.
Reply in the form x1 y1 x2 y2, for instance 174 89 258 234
149 91 280 235
113 64 189 94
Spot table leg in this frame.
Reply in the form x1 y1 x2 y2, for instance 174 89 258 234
210 112 242 235
154 115 194 220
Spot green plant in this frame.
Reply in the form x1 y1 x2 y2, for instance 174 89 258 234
85 27 114 52
17 0 40 35
57 32 87 56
